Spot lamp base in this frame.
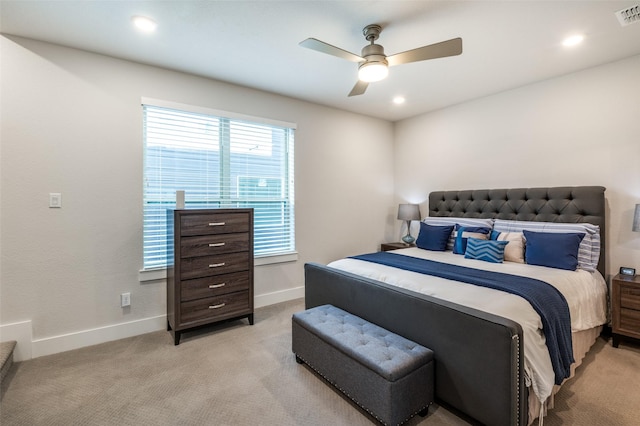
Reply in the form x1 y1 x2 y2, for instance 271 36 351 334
401 234 415 244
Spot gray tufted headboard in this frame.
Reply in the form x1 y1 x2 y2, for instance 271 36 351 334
428 186 606 277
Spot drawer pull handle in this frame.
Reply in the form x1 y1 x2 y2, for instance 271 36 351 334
208 283 226 289
209 303 226 309
209 262 225 268
209 222 226 226
209 242 225 247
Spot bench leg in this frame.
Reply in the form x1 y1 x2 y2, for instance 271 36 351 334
295 355 304 364
418 406 429 417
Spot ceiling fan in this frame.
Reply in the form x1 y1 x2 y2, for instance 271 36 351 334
300 24 463 97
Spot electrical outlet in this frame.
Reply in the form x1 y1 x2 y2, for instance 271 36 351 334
121 292 131 307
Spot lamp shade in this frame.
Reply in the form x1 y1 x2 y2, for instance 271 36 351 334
633 204 640 232
397 204 421 221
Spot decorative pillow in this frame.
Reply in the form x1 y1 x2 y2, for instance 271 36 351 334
422 217 494 250
453 225 491 255
523 230 585 271
464 238 509 263
490 231 525 263
416 223 454 251
493 219 600 272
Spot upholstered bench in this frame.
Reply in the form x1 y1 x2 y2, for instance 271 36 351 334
292 304 434 425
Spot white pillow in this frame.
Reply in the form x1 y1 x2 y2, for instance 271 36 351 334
492 231 524 263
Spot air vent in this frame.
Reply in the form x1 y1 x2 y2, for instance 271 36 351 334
615 5 640 26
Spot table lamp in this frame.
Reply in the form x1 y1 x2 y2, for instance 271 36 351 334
397 204 421 244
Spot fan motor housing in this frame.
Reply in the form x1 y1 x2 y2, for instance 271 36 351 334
361 44 387 64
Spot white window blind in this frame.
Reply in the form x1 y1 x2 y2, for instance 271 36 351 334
142 103 295 270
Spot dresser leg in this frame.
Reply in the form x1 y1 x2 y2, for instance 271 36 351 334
174 331 181 346
248 314 254 325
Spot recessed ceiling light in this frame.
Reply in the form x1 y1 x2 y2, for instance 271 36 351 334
562 34 584 47
132 15 157 33
393 96 406 105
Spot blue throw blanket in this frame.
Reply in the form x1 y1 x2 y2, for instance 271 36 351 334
350 252 574 385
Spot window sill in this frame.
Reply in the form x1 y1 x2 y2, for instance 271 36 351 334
138 252 298 283
255 252 298 266
139 268 167 283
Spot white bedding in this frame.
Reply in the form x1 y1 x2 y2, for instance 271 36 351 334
328 247 607 403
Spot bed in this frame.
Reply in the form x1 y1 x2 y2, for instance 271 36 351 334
304 186 607 426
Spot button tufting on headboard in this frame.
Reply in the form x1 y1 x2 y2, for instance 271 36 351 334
428 186 607 276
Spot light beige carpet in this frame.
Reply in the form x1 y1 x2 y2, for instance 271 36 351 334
1 299 639 425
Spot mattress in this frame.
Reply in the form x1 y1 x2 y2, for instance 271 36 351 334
328 247 608 403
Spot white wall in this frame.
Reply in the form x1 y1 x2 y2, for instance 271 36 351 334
394 54 640 278
0 36 394 359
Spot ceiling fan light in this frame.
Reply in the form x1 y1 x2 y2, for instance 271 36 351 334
358 62 389 82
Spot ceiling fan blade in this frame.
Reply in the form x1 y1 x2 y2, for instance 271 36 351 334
386 37 463 67
348 80 369 97
299 38 364 63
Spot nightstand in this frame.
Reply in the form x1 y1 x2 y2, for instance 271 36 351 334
380 242 414 252
611 273 640 348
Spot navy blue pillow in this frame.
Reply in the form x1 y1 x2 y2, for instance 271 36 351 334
523 230 585 271
453 225 491 255
416 223 454 251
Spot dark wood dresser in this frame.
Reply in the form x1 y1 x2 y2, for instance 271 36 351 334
612 273 640 347
167 208 254 345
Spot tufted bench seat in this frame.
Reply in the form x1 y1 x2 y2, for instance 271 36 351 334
292 304 434 425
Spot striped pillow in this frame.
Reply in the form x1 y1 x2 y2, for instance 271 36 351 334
464 238 509 263
423 217 494 251
493 219 600 272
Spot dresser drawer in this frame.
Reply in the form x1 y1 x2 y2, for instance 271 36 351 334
180 233 249 258
180 212 249 236
621 286 640 311
180 271 250 302
180 251 249 280
620 308 640 335
179 290 250 326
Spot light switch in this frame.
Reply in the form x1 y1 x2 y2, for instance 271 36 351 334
49 193 62 208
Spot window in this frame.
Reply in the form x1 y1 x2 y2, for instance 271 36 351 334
142 100 295 270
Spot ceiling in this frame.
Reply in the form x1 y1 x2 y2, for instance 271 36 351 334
2 1 640 121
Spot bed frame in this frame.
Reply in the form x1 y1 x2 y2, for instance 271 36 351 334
304 186 606 426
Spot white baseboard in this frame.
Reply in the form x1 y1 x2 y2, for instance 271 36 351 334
31 315 167 359
7 286 304 360
255 285 304 308
0 320 33 362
